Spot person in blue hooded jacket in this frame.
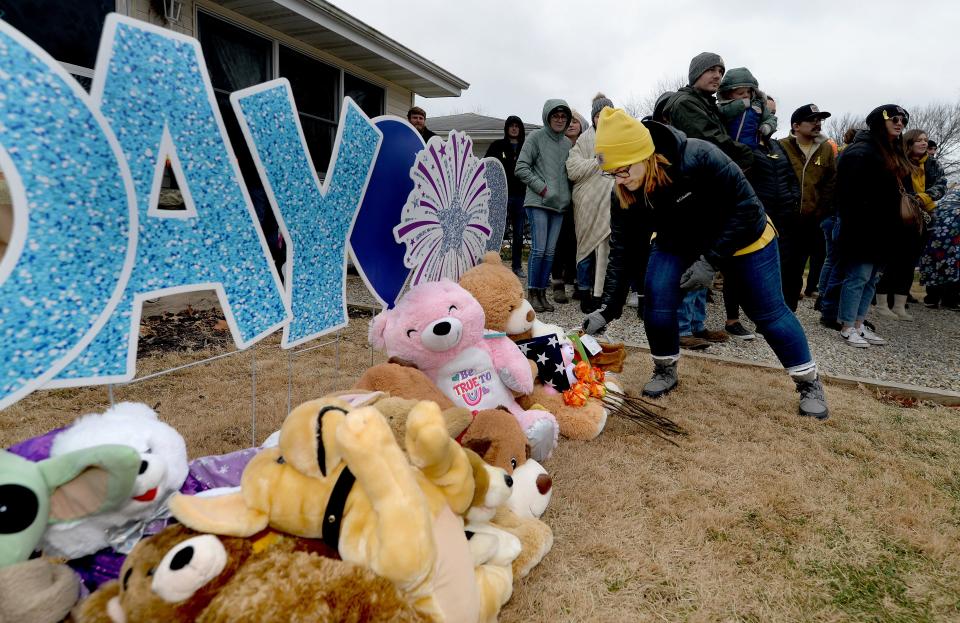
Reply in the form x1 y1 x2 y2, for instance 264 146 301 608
514 99 573 312
582 108 829 421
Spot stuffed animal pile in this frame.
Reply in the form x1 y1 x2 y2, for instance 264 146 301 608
3 250 677 622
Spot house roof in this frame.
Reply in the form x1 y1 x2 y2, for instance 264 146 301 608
427 113 541 137
208 0 469 97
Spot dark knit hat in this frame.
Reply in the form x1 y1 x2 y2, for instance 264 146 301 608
591 93 614 121
866 104 909 128
688 52 725 86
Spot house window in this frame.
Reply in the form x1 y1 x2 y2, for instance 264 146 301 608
0 0 115 91
196 12 272 191
345 73 385 119
278 46 340 174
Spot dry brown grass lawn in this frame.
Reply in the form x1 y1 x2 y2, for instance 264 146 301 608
2 313 959 622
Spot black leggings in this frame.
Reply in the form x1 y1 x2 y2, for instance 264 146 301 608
876 230 925 297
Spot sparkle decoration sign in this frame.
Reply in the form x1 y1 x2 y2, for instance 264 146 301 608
0 19 137 409
483 158 508 253
393 131 494 285
50 15 289 387
232 81 381 347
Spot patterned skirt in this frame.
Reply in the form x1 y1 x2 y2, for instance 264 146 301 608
920 189 960 286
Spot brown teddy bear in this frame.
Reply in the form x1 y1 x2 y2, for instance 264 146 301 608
168 397 513 623
71 523 426 623
460 409 554 579
459 253 607 440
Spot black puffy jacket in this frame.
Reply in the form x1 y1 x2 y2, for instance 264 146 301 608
748 138 800 231
835 130 902 263
600 121 767 321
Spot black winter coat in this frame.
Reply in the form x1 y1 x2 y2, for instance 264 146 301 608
600 121 768 321
664 86 754 171
748 139 800 232
835 130 902 263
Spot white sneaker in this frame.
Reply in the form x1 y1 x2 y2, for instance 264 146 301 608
859 326 886 345
626 292 639 308
840 327 869 348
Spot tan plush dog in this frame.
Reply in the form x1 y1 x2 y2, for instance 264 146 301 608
353 364 550 578
169 398 512 623
459 253 606 440
72 524 425 623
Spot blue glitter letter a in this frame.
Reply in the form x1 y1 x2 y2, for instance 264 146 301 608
233 83 381 347
51 15 289 386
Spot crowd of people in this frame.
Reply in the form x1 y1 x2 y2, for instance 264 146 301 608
411 54 959 420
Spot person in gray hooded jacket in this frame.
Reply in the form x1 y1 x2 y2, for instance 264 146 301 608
514 98 573 312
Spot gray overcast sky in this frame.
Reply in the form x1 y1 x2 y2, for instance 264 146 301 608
331 0 960 132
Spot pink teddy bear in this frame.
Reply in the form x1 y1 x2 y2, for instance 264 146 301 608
369 280 559 461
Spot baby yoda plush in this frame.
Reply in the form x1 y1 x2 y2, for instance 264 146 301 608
72 523 427 623
0 446 140 623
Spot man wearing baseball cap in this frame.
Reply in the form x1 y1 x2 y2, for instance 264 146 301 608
779 103 837 312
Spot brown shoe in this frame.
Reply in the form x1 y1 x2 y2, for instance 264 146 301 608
679 335 711 350
693 329 730 343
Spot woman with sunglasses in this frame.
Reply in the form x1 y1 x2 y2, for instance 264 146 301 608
833 105 912 347
581 107 829 420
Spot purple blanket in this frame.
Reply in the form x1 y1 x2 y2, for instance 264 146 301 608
8 431 261 591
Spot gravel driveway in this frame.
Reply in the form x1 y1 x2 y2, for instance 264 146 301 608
346 276 959 392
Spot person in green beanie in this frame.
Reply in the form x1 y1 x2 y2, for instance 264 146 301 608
664 52 754 171
582 107 829 421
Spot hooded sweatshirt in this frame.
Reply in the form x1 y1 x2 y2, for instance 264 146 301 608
484 115 526 197
515 99 573 212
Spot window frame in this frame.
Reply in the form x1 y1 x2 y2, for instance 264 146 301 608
195 7 386 175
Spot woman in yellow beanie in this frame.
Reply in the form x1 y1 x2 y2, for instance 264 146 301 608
582 108 828 420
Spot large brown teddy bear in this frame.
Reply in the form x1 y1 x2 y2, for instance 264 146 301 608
71 523 426 623
459 253 606 440
168 397 513 623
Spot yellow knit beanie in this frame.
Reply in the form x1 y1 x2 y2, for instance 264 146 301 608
594 108 655 171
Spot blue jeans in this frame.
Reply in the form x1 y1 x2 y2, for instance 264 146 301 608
838 261 883 325
526 207 564 289
645 240 812 368
677 289 707 336
818 216 845 322
817 215 837 294
577 254 594 293
507 196 525 271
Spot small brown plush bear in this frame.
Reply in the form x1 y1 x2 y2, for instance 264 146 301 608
460 253 607 441
460 410 554 579
72 523 426 623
